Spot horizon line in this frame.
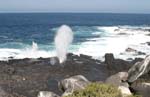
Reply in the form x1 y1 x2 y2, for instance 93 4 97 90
0 11 150 15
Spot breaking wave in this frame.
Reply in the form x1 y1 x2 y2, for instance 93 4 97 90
0 25 150 61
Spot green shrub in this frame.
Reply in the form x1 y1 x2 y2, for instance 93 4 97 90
64 83 142 97
64 83 122 97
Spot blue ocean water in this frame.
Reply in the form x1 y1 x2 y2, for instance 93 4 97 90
0 13 150 60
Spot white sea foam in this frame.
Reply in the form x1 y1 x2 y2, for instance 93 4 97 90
76 26 150 60
0 42 56 61
0 26 150 61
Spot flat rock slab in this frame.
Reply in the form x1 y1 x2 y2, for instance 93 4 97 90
0 54 109 97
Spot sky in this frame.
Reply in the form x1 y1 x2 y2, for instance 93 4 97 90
0 0 150 13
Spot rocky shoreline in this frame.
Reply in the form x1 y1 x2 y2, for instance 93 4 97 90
0 53 149 97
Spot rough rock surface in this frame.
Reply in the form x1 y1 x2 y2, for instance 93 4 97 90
105 72 129 87
131 82 150 97
58 75 90 96
105 72 132 97
105 53 132 75
0 53 109 97
128 55 150 82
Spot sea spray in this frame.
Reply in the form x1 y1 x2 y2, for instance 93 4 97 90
28 41 39 58
32 41 38 52
54 25 73 63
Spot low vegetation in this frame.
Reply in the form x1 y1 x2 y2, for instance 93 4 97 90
64 83 141 97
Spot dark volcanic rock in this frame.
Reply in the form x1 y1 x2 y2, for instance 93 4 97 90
125 48 137 52
104 53 132 75
0 53 109 97
125 48 146 55
146 42 150 46
80 54 92 59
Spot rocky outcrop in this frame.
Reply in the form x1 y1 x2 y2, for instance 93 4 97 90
128 55 150 82
0 53 149 97
105 72 132 97
105 53 131 75
105 72 129 87
0 53 109 97
58 75 90 96
125 47 146 55
131 82 150 97
37 91 60 97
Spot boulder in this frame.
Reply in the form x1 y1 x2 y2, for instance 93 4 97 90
37 91 60 97
105 72 132 97
118 86 132 97
105 53 131 75
105 72 129 87
131 82 150 97
128 55 150 83
58 75 90 96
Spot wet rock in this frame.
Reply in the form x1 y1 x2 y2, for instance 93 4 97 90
125 48 137 52
131 82 150 97
67 53 74 58
117 33 128 35
125 48 146 55
146 42 150 46
58 75 90 96
37 91 60 97
114 28 120 32
105 53 131 75
128 55 150 83
137 51 146 55
80 54 92 59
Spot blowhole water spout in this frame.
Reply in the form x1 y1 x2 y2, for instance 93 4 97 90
54 25 73 63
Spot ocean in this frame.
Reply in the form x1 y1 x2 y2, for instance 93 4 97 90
0 13 150 60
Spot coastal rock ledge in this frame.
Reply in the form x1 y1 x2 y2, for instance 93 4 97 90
0 53 149 97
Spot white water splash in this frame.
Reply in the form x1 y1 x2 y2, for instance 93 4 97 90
32 41 38 52
54 25 73 63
